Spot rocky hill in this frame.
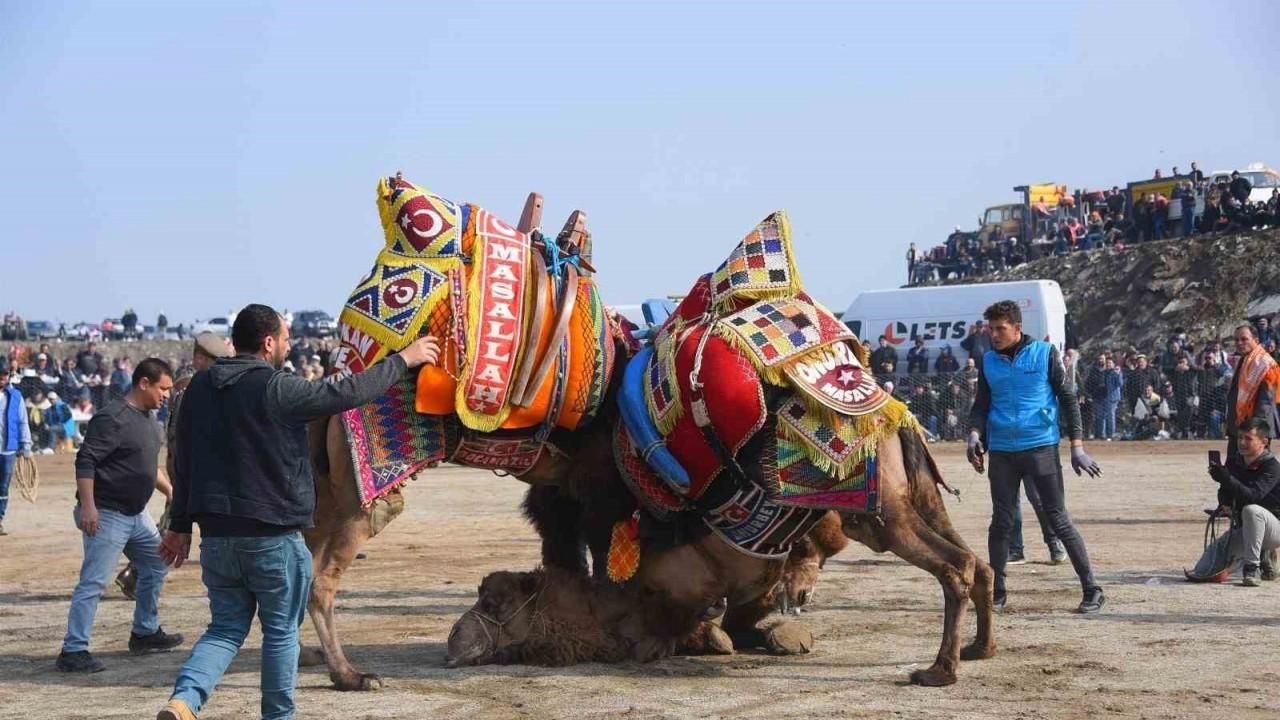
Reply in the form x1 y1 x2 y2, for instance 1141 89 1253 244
970 229 1280 354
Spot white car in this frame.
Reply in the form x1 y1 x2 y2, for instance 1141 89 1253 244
193 316 233 337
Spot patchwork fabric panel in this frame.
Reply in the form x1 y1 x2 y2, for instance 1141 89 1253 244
345 261 449 342
776 395 870 473
709 211 801 311
377 176 464 259
716 298 827 368
703 482 824 559
765 431 880 513
342 376 452 506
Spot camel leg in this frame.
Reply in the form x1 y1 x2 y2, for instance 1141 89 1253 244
917 493 995 661
723 594 813 655
304 416 405 691
522 485 588 575
846 511 974 687
904 434 996 662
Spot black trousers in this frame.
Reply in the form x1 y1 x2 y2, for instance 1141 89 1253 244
988 445 1098 593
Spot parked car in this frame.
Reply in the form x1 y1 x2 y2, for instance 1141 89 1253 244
68 323 102 341
292 310 337 338
192 316 233 337
26 321 59 339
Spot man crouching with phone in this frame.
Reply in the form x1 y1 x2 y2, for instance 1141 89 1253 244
1208 418 1280 586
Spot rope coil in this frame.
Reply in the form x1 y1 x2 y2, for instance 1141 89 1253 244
14 454 39 503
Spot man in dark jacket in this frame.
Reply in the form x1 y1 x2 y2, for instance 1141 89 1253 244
967 300 1104 614
870 336 899 377
906 337 929 375
1230 171 1253 204
157 304 440 720
1208 418 1280 585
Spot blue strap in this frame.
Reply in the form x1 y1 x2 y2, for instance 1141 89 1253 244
619 346 690 492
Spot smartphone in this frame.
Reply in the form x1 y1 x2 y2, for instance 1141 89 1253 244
1208 450 1222 466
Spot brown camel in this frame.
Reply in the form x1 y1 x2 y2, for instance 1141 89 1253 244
448 427 996 686
443 567 814 667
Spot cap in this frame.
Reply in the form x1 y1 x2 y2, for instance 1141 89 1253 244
36 353 47 360
194 333 232 359
47 391 58 401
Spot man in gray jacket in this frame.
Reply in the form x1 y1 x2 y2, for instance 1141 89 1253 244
157 304 439 720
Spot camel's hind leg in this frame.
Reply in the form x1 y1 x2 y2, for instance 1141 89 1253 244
304 416 405 691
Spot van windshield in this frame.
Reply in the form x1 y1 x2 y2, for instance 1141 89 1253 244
1242 171 1278 189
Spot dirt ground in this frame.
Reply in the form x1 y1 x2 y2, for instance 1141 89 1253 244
2 442 1276 720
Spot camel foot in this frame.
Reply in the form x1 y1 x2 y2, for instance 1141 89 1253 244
298 647 326 667
909 664 957 687
960 641 996 661
677 623 734 656
331 671 383 691
764 622 814 656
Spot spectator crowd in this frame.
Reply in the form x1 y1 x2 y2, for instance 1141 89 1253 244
1 335 342 453
865 315 1280 443
907 164 1280 286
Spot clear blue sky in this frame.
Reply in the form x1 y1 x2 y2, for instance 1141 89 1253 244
3 1 1277 325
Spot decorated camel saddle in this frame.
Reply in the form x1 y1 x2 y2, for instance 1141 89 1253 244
609 211 919 576
334 175 620 503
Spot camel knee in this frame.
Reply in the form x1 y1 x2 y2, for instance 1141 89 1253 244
369 494 404 537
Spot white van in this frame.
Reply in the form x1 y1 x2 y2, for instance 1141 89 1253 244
841 280 1068 371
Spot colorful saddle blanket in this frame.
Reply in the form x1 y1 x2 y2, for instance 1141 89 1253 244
342 376 569 506
332 175 616 434
627 211 906 506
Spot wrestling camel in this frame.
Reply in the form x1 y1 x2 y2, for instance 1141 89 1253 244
449 426 997 687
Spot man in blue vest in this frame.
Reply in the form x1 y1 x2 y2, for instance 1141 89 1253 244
966 300 1105 614
0 363 34 535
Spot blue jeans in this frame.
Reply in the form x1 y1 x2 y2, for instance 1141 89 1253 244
63 506 168 651
1182 212 1194 237
1094 401 1118 439
170 533 312 720
0 453 13 521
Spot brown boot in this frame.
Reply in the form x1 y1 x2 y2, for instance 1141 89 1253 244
157 698 197 720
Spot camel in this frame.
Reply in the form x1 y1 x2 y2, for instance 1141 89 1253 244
447 426 996 687
444 566 809 667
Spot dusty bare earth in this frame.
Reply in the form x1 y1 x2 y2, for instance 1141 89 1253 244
2 442 1276 720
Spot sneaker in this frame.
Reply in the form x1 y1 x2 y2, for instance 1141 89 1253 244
1243 563 1262 587
993 591 1008 611
1006 553 1027 566
1077 587 1106 614
0 521 7 536
56 650 105 673
156 698 197 720
1049 542 1068 566
129 628 184 655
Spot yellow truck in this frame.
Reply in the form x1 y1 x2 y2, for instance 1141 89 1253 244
977 184 1069 244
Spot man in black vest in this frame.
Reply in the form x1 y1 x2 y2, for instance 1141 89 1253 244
157 304 439 720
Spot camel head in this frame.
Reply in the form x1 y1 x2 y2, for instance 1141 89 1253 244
446 570 544 667
775 535 822 615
